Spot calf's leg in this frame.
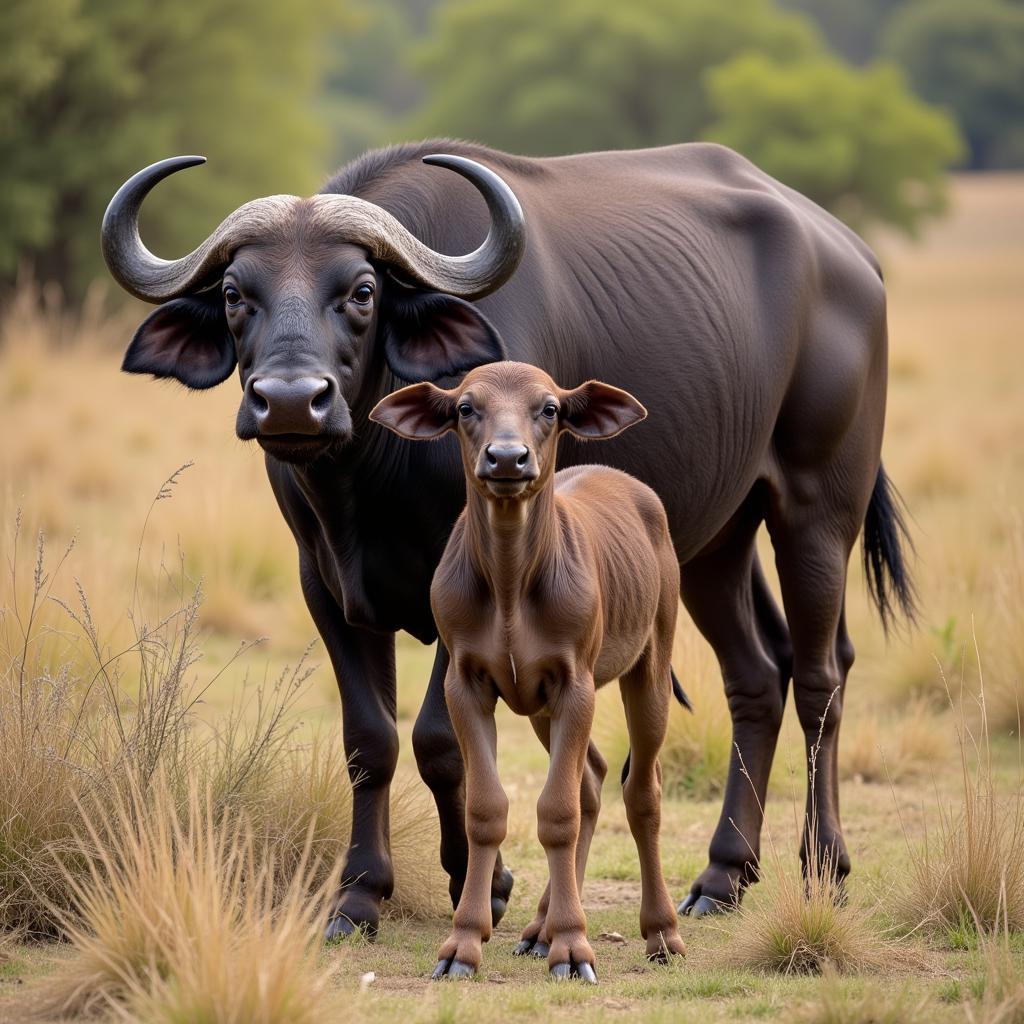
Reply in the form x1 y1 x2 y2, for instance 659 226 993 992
414 643 514 924
535 682 597 983
432 673 507 979
619 651 686 961
513 727 606 959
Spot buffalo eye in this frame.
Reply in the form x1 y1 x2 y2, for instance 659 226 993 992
457 401 474 419
542 402 558 419
352 283 374 305
224 285 242 308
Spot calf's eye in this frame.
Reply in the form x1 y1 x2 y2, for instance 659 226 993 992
542 403 558 419
457 402 474 418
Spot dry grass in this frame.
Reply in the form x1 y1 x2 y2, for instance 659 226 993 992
45 773 341 1023
964 920 1024 1024
796 975 934 1024
839 696 948 784
0 486 444 939
897 656 1024 940
728 698 910 977
728 858 896 976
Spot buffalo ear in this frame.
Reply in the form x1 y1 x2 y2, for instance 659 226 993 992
382 289 506 383
122 294 236 390
561 381 647 440
369 382 456 440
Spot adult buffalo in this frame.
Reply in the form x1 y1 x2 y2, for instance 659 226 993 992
102 140 914 938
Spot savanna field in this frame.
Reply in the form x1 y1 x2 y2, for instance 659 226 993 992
0 175 1022 1022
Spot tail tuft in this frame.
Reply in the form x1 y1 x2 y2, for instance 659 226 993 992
671 667 693 712
862 465 917 633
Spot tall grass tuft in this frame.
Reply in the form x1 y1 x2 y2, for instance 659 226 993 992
1 473 444 939
45 773 340 1023
728 696 905 975
896 647 1024 938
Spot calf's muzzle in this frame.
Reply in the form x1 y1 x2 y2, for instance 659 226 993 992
477 443 535 481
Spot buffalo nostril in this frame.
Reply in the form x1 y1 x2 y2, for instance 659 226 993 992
248 381 270 415
310 378 332 414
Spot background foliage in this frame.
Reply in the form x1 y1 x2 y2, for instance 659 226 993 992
3 0 1020 297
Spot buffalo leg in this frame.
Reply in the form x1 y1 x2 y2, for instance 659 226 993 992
300 560 398 939
767 506 860 888
678 506 792 917
413 643 514 923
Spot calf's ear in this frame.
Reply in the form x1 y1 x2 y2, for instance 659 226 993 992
561 381 647 440
122 293 236 390
369 382 456 440
381 289 506 383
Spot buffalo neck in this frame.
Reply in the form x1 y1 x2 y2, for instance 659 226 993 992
463 477 561 628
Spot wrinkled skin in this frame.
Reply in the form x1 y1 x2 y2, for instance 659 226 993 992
116 139 914 938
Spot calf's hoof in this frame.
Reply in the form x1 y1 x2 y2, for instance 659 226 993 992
512 938 549 959
432 958 476 980
646 931 687 962
550 960 597 984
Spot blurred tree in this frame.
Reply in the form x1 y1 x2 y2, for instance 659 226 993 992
779 0 907 64
704 54 963 236
321 0 424 168
408 0 818 155
406 0 960 234
884 0 1024 169
0 0 347 297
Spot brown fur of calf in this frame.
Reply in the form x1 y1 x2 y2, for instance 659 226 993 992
371 361 686 982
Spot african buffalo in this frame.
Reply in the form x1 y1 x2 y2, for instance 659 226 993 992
102 140 914 938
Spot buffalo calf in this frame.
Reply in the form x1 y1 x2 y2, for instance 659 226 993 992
371 361 687 983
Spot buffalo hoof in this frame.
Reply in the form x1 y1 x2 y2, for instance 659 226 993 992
432 957 476 980
491 896 508 927
491 867 514 926
550 960 597 984
512 938 549 959
677 893 729 918
324 915 356 942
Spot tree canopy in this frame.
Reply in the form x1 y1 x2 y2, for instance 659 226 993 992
408 0 818 155
884 0 1024 170
0 0 347 295
406 0 960 235
704 54 963 236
